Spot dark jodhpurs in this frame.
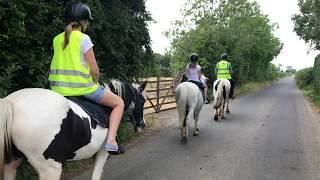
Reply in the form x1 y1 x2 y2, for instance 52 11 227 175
228 79 235 97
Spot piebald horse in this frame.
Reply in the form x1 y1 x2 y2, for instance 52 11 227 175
212 79 231 121
0 80 147 180
173 72 204 144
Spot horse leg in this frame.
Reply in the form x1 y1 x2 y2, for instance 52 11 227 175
27 156 62 180
181 111 189 144
91 148 109 180
226 99 230 113
179 109 188 144
221 103 226 119
4 158 23 180
213 108 219 121
193 110 200 136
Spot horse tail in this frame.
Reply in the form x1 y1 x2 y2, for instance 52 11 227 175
0 98 13 172
213 81 224 108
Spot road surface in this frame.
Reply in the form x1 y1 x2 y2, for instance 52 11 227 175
72 77 320 180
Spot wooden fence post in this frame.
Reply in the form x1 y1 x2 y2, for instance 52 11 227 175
156 75 160 112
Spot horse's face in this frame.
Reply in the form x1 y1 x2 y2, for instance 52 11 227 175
130 81 147 132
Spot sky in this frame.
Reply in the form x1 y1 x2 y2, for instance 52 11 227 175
146 0 318 70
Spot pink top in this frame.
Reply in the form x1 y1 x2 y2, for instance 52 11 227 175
186 64 201 82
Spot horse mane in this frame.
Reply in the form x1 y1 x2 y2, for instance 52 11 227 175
109 79 124 98
131 83 147 100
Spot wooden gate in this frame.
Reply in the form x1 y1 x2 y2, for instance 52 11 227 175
143 76 176 114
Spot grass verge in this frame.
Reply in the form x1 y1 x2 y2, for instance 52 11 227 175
298 86 320 111
235 81 274 97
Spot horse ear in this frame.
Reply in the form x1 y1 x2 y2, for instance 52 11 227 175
139 81 147 93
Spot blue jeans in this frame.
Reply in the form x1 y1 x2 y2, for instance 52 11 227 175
84 86 105 103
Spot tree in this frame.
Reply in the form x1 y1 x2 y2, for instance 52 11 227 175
167 0 282 84
0 0 153 97
292 0 320 49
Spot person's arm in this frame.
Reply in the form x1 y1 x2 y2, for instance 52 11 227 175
185 64 189 78
84 48 100 83
229 63 234 75
198 65 202 81
215 63 219 75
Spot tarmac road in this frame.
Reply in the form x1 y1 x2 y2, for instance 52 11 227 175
72 77 320 180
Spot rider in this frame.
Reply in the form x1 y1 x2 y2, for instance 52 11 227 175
48 2 125 154
185 53 209 104
215 53 235 99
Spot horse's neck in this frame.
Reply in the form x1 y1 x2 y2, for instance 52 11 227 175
112 81 134 110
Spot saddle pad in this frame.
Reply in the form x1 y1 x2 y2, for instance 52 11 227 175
68 96 110 128
188 80 205 101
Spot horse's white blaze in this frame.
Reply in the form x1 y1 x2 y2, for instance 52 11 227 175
128 101 135 110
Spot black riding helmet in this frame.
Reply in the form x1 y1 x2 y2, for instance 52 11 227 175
189 53 199 62
65 1 93 22
221 53 228 59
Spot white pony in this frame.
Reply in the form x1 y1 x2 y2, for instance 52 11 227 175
0 80 147 180
175 80 204 144
212 79 231 121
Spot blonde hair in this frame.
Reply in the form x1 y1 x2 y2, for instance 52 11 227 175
63 22 80 49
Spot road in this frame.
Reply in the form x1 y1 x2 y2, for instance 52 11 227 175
72 77 320 180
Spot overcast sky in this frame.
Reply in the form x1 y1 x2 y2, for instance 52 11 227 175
146 0 318 70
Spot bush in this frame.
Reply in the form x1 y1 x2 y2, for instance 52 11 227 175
295 67 314 88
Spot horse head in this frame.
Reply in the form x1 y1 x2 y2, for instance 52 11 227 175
109 80 148 132
130 81 148 132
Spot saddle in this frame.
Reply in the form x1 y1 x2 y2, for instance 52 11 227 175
68 96 110 128
67 83 116 128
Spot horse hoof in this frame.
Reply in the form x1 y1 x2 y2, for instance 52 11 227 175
214 116 218 121
181 136 187 144
221 116 225 119
193 131 199 136
226 110 230 114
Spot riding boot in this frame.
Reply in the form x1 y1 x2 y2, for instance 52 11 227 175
229 79 235 99
205 96 210 104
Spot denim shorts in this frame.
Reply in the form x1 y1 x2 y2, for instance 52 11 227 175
84 86 105 103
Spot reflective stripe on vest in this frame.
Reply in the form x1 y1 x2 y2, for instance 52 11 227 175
48 31 98 96
50 69 91 79
49 81 96 88
216 60 232 79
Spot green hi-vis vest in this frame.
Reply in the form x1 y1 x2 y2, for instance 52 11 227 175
215 60 232 79
48 31 98 96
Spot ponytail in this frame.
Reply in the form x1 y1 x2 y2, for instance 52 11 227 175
63 22 79 49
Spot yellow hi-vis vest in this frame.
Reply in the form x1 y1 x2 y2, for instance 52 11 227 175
215 60 232 79
48 31 98 96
